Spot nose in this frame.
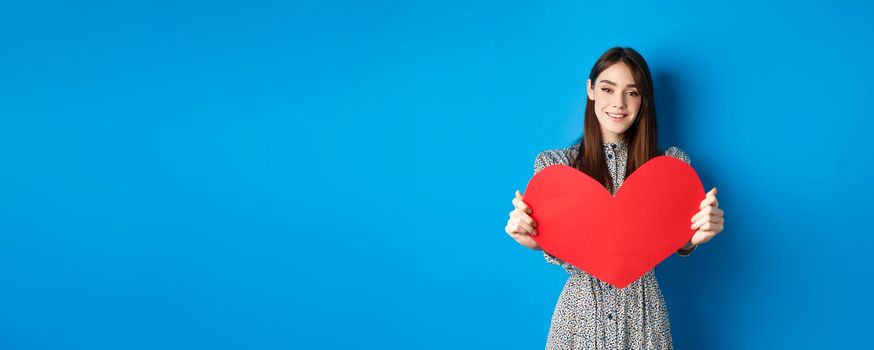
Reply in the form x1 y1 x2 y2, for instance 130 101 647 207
612 93 626 109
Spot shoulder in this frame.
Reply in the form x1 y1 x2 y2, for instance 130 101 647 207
661 145 691 165
533 144 578 174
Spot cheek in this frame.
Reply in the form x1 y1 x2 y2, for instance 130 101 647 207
594 101 608 119
629 99 642 115
593 94 608 109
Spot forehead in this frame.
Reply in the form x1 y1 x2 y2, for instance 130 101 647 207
596 62 636 86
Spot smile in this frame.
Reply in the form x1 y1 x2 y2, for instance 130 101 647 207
607 112 627 121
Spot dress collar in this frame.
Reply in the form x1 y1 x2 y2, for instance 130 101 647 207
602 138 627 149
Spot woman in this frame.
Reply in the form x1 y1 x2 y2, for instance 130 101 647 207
504 47 725 349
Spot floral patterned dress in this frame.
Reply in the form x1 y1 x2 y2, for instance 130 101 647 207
533 138 695 350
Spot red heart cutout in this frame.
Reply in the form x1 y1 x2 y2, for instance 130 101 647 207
524 156 705 289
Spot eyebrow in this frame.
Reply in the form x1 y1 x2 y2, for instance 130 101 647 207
598 79 637 88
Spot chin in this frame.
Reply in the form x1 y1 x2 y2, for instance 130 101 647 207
607 127 630 135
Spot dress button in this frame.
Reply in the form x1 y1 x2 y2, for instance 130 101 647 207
608 154 613 158
607 313 613 320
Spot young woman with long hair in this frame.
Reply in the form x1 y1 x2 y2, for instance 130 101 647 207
504 47 726 349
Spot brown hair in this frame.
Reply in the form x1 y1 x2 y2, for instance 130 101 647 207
570 47 658 193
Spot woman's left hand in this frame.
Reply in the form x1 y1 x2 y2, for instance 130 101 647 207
689 187 724 246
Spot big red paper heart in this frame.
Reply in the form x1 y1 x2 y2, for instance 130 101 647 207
524 156 704 289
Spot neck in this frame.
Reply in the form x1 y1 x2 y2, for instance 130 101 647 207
603 136 625 144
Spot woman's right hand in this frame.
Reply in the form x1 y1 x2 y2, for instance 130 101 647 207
505 190 541 250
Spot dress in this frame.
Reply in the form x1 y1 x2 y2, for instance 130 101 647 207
534 138 694 350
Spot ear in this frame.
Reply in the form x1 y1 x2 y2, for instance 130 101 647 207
586 79 595 101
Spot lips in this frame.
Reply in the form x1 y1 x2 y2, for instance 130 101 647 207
607 112 627 122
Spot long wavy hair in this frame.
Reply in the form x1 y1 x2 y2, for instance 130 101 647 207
570 47 658 193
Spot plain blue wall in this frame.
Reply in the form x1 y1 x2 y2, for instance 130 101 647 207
1 0 872 349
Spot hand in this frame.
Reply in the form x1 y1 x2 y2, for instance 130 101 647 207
688 187 725 246
505 190 541 250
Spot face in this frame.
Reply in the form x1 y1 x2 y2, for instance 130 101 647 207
586 62 642 143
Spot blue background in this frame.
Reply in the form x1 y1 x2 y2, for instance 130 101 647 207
2 0 873 349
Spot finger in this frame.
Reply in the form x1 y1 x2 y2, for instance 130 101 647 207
691 231 704 245
517 191 534 213
691 215 709 230
704 187 720 208
516 232 541 249
512 196 532 213
690 206 713 223
698 227 720 237
512 232 533 245
695 215 722 229
706 187 717 198
700 195 718 210
512 195 532 213
692 230 716 245
713 207 724 218
518 212 537 227
710 223 723 233
514 219 537 236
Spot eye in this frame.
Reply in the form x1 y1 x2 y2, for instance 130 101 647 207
601 87 612 93
627 91 640 97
